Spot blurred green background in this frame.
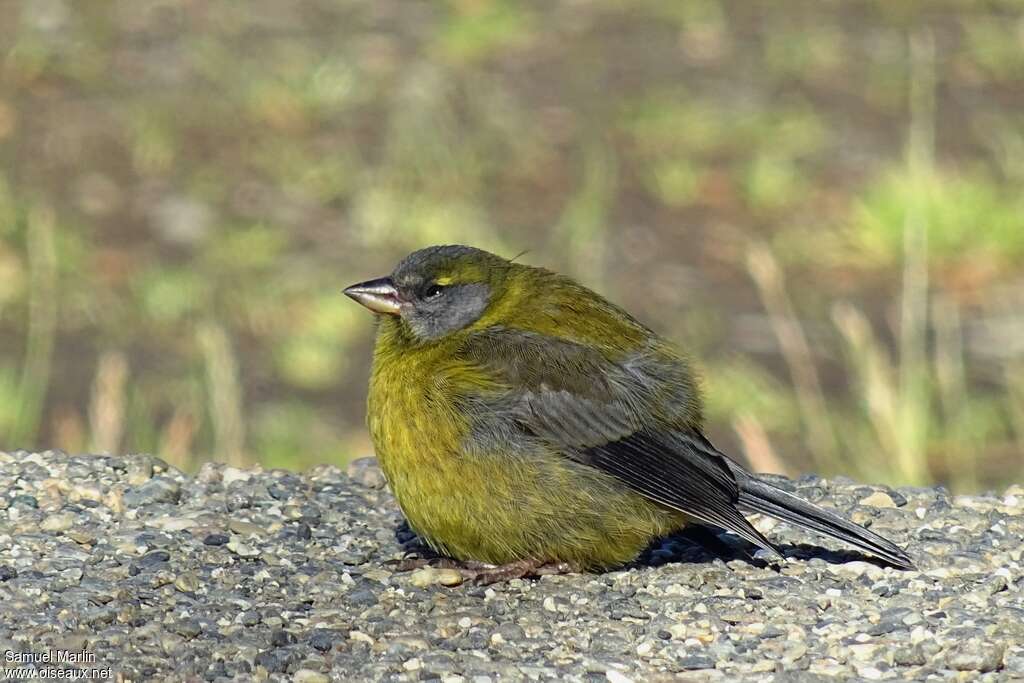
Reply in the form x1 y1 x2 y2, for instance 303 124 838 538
1 1 1022 492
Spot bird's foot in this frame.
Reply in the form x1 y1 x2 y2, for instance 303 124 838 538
389 556 490 573
464 559 578 585
390 556 578 585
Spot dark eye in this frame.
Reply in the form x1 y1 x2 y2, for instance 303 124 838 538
424 283 445 299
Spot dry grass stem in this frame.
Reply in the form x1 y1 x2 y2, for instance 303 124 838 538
892 26 937 486
160 406 199 472
746 241 840 469
12 206 58 447
89 350 129 454
733 412 790 476
198 321 247 467
831 302 899 466
932 294 976 490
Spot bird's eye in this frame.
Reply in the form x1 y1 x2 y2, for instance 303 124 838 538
424 283 445 299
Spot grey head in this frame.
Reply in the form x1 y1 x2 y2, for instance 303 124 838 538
344 245 510 341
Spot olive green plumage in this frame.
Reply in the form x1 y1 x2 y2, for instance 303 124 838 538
345 245 914 571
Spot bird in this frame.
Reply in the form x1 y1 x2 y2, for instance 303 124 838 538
344 244 914 582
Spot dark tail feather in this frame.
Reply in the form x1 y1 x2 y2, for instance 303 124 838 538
732 470 916 570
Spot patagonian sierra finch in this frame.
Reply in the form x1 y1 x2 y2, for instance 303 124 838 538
344 245 914 583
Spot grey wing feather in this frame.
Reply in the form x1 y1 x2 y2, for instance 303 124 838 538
458 327 783 559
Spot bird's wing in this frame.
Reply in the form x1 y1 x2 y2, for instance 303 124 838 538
456 327 781 558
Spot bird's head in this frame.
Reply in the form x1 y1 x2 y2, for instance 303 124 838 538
344 245 512 342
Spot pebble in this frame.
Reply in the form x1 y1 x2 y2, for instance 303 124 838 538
151 516 198 532
174 572 201 593
407 566 464 587
228 519 265 536
859 491 897 508
437 568 465 586
66 530 95 545
221 467 252 486
226 539 259 557
126 456 154 486
69 483 103 503
945 640 1005 672
0 450 1019 682
41 512 75 532
137 550 171 567
347 457 387 489
124 476 180 507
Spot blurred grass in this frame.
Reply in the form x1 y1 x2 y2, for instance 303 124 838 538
1 1 1023 492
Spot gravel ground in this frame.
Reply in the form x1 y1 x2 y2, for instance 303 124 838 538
0 449 1021 682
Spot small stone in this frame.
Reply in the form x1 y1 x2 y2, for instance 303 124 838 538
104 487 125 514
228 519 266 536
859 491 897 508
676 655 715 670
137 550 171 567
254 648 292 673
856 665 885 680
270 629 296 647
978 575 1008 596
124 477 180 507
1005 649 1024 672
222 467 252 486
349 631 374 645
346 457 386 489
174 572 200 593
152 516 197 532
66 530 96 545
902 612 923 626
893 644 926 666
239 611 261 626
407 567 462 587
347 588 378 607
227 539 260 557
437 568 464 586
196 462 222 484
833 561 885 581
782 641 808 664
946 640 1005 672
41 512 75 533
292 670 329 683
203 533 229 546
126 457 154 486
308 629 340 652
68 483 103 503
174 619 202 639
605 672 635 683
409 568 440 587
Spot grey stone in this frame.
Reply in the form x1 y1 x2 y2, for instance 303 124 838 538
124 477 181 507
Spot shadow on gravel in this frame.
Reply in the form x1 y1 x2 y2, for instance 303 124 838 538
632 524 903 572
392 520 900 579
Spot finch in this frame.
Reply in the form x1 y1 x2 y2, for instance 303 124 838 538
344 245 913 581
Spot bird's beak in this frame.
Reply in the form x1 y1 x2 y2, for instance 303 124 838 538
343 277 402 315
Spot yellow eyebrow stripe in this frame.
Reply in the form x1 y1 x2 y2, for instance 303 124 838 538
434 276 454 286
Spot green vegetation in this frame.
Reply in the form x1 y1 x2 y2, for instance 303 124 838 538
0 1 1021 492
